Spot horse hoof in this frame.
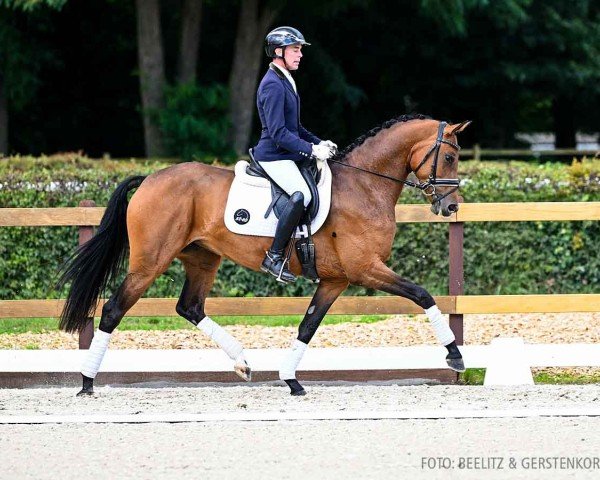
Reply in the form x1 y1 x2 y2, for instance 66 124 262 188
234 362 252 382
284 379 306 396
76 388 94 397
446 356 466 373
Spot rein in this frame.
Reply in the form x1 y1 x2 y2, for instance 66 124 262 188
327 121 460 203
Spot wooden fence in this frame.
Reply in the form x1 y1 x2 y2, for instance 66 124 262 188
1 201 599 350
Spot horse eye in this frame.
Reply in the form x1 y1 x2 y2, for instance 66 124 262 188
445 153 455 164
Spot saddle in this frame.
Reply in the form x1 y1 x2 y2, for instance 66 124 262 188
247 148 320 282
246 149 321 220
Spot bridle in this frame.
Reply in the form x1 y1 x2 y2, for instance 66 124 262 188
327 121 461 204
411 121 461 203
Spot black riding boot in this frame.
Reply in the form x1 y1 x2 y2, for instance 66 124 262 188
261 191 305 283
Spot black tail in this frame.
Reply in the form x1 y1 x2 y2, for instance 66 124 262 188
57 176 146 333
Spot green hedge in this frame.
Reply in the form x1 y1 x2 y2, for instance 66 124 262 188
0 154 598 301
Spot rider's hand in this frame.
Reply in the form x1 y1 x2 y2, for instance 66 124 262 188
319 140 338 155
312 143 334 162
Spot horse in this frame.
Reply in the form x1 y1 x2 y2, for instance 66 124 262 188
58 114 471 396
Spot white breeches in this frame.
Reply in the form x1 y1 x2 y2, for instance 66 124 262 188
258 160 312 207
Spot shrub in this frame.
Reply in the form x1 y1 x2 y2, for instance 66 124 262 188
158 82 234 162
0 155 598 300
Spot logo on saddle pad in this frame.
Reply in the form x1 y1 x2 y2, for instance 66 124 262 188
234 209 250 225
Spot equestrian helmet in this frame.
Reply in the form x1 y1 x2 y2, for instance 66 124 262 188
265 26 310 58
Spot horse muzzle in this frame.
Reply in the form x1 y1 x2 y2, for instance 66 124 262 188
430 197 459 217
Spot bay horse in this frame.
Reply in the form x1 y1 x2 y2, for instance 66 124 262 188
58 114 471 396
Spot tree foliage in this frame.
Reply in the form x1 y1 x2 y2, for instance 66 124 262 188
159 82 233 161
1 0 598 157
0 1 61 110
0 0 66 10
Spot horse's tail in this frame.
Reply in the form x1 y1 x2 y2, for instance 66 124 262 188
57 176 147 333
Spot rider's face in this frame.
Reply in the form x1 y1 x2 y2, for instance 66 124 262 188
276 44 303 70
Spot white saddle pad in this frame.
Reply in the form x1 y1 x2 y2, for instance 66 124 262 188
224 160 332 237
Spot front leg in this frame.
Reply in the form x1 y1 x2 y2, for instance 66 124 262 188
354 261 465 372
280 279 348 396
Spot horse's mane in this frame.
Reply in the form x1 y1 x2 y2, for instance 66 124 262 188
332 113 431 161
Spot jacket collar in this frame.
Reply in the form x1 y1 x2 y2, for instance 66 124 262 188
269 63 298 97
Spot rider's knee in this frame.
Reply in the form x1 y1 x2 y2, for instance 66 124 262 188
291 189 311 208
290 190 309 208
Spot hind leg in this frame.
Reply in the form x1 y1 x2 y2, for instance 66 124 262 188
176 248 251 381
78 226 181 396
77 269 159 396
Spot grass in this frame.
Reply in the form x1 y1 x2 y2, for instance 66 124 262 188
534 371 600 385
459 368 486 385
460 368 600 385
0 314 391 335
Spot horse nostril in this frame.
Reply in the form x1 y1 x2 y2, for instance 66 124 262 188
447 203 459 213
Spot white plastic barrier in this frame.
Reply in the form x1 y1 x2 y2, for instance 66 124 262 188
1 339 599 386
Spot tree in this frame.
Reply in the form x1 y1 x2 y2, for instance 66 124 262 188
135 0 166 156
501 0 600 147
3 0 598 156
0 51 8 155
228 0 280 155
0 0 65 155
177 0 203 84
280 0 532 147
0 0 64 8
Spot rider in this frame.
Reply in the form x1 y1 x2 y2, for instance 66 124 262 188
253 26 337 283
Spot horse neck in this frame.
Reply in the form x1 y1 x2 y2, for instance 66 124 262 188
342 120 435 206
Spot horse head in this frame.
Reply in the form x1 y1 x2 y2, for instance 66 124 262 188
408 120 471 217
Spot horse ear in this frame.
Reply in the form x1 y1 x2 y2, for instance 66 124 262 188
450 120 472 135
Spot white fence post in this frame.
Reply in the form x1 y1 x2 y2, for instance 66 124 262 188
484 337 534 386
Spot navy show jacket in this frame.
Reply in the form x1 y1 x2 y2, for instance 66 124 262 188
252 64 321 162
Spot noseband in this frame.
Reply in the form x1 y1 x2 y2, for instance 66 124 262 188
328 121 461 205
